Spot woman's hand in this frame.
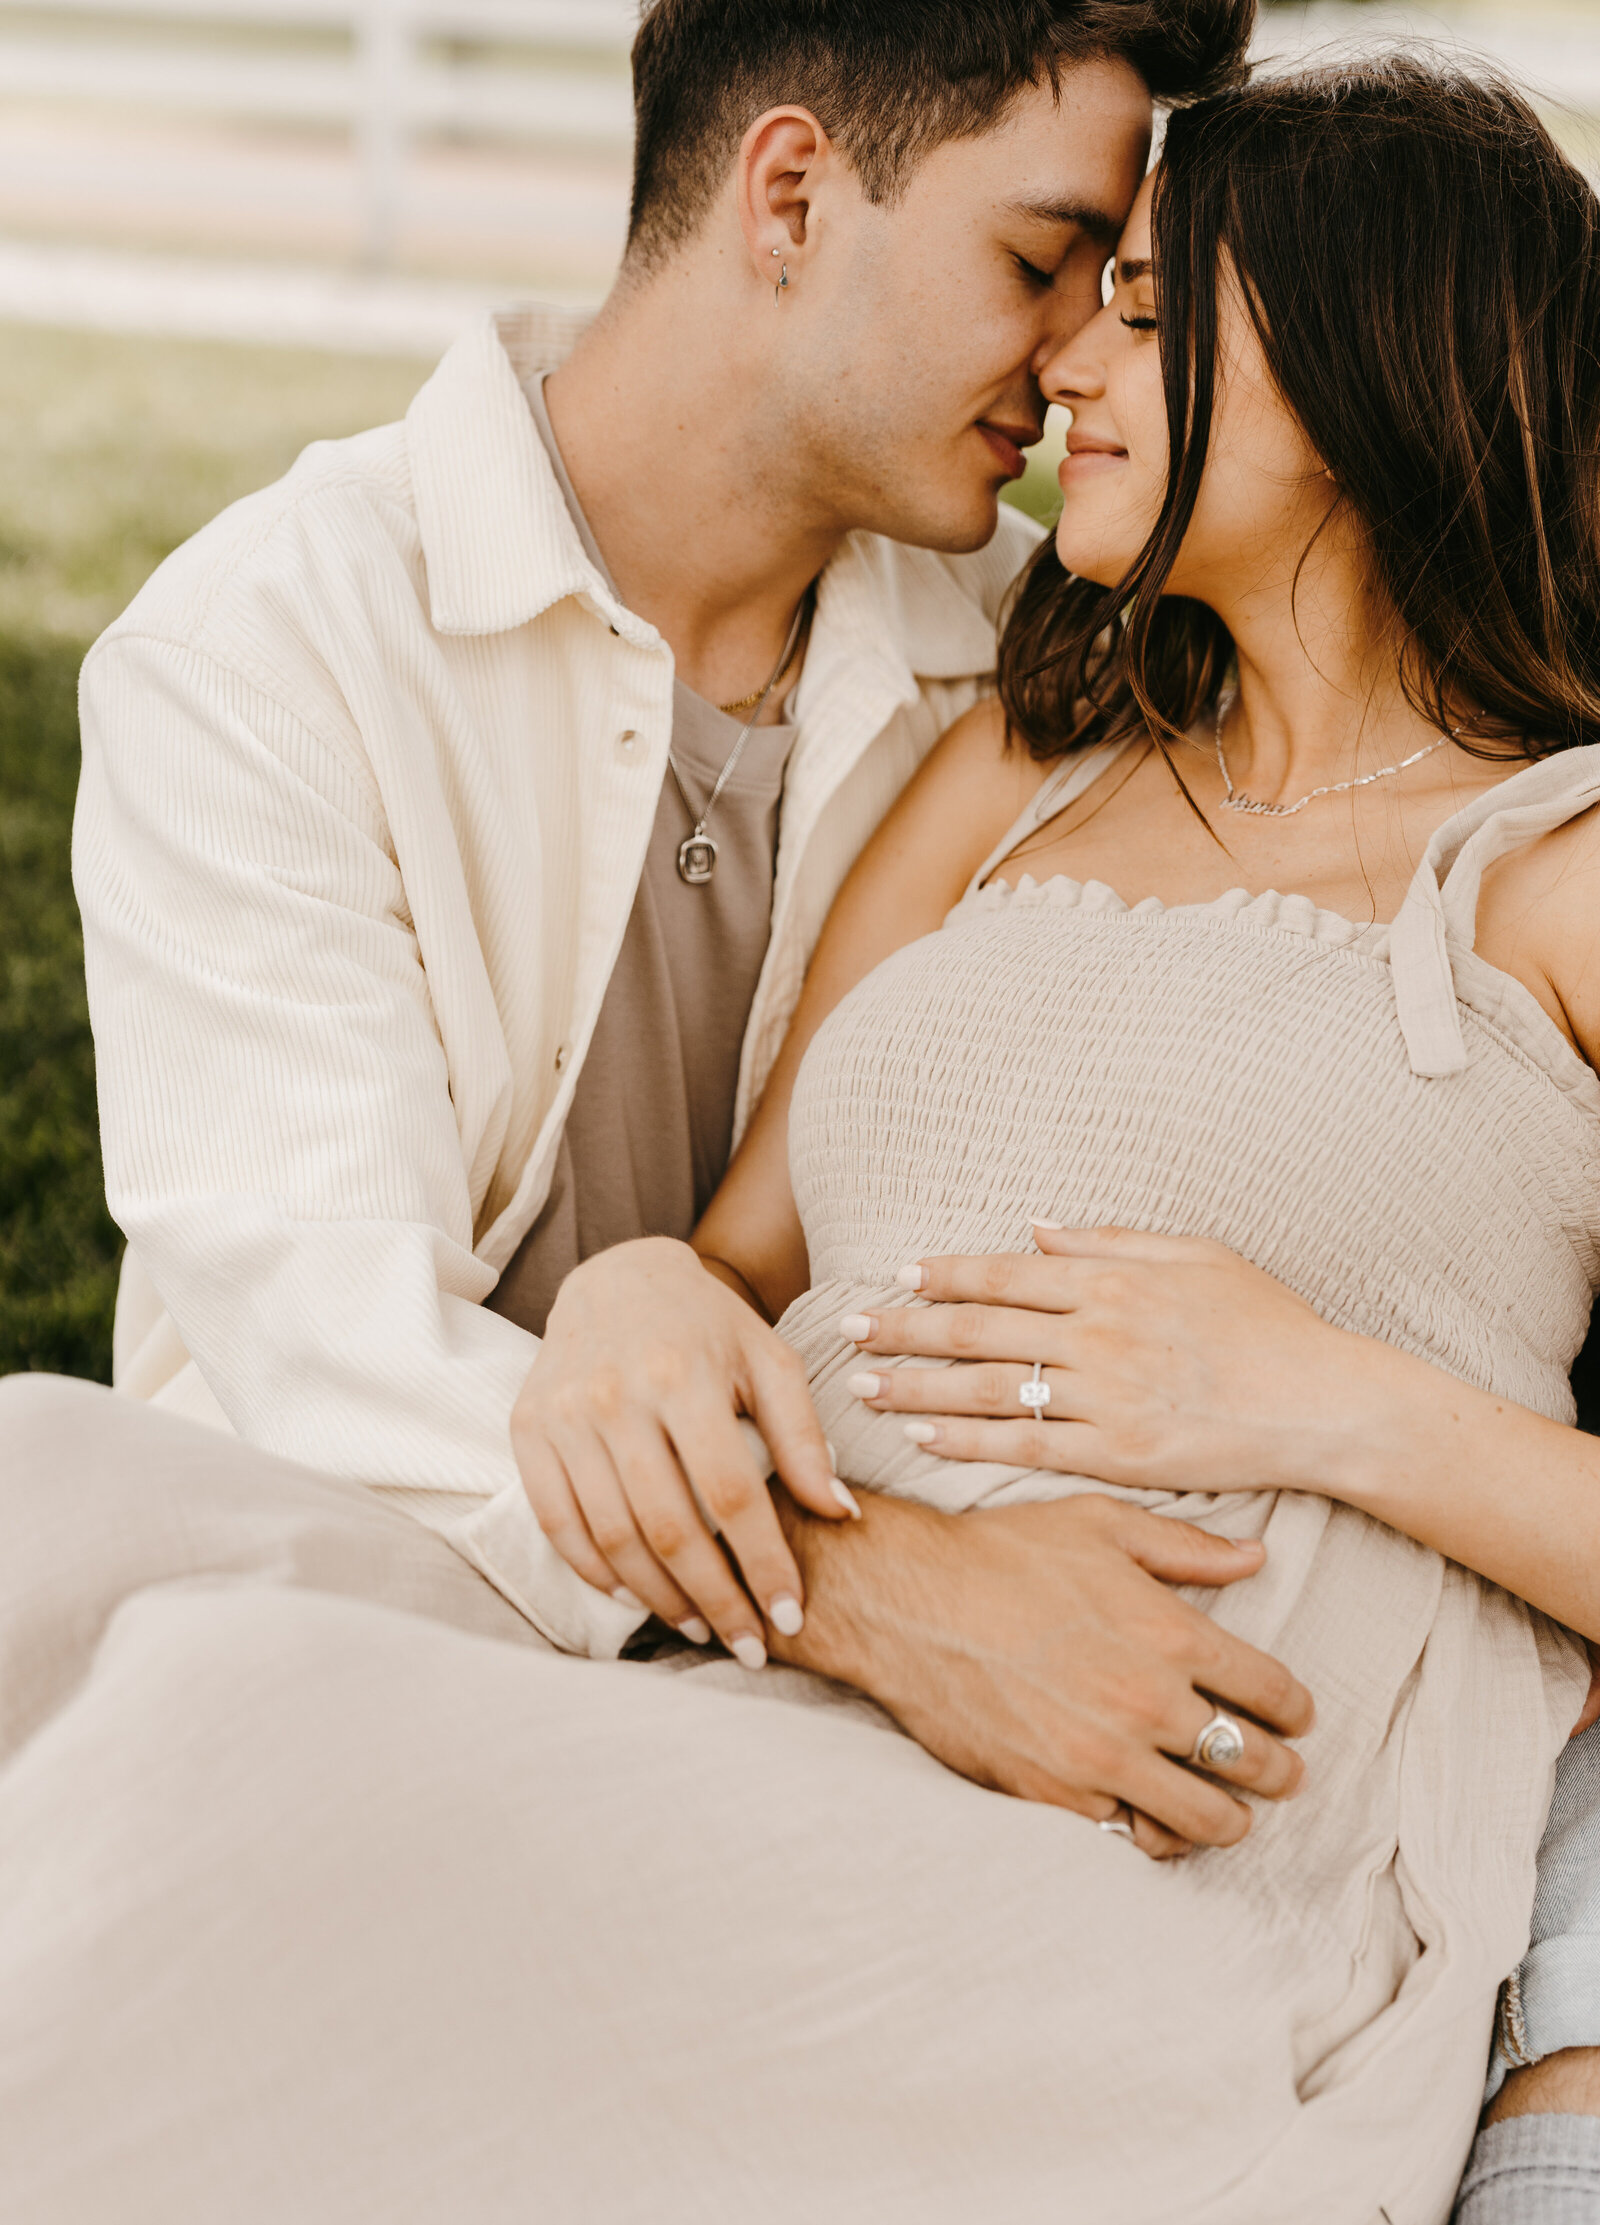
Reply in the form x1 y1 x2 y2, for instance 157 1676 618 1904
513 1238 858 1664
843 1223 1396 1496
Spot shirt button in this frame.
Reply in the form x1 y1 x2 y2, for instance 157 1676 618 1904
617 729 640 757
554 1044 571 1074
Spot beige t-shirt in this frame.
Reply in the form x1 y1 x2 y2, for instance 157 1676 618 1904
489 374 800 1336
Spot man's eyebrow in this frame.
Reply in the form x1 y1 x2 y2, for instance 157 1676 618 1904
1118 257 1153 282
1004 196 1123 246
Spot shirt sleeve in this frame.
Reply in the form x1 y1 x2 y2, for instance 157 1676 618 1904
75 630 642 1657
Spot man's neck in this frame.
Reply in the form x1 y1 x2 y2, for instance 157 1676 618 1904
544 263 847 709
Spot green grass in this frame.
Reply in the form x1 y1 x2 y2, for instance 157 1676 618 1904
0 321 430 646
0 634 122 1377
0 320 432 1379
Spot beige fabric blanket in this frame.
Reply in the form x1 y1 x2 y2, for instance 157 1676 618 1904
0 1375 1582 2225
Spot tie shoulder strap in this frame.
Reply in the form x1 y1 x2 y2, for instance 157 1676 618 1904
1390 745 1600 1077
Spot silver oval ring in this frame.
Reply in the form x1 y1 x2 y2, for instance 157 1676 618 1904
1098 1804 1136 1840
1191 1712 1246 1771
1019 1360 1051 1414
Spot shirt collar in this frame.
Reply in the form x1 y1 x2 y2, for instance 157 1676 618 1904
407 310 650 645
408 308 1006 683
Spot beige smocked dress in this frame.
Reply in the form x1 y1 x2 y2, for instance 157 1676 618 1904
5 744 1600 2225
758 739 1600 2223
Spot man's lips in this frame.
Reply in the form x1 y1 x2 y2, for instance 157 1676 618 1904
977 422 1038 479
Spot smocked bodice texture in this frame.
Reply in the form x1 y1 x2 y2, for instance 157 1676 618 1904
780 745 1600 1497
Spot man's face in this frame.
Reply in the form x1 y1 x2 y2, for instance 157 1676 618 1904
780 61 1152 553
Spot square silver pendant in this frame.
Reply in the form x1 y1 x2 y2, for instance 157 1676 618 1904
677 834 718 885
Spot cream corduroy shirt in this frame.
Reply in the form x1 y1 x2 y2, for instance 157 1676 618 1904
74 305 1038 1649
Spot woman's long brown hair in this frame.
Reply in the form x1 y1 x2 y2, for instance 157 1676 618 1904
998 56 1600 770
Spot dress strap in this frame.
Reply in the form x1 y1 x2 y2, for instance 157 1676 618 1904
964 737 1134 899
1390 744 1600 1076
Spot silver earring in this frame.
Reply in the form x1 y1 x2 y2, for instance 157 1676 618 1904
772 247 790 302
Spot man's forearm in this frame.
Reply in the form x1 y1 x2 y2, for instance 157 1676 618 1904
768 1486 951 1709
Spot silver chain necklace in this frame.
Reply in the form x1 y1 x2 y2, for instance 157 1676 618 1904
1214 688 1462 818
669 589 814 885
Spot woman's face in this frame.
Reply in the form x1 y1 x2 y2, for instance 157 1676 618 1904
1046 173 1331 609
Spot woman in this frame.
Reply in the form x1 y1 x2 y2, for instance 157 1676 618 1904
511 54 1600 2219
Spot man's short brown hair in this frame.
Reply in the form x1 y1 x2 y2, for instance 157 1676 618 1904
627 0 1254 267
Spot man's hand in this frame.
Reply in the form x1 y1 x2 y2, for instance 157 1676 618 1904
512 1239 855 1663
770 1488 1315 1859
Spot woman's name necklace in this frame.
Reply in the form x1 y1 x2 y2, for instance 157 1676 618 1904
1214 690 1465 819
670 589 815 886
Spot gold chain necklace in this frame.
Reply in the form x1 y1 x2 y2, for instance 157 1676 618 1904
717 641 803 717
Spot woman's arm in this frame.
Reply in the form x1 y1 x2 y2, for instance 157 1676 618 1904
694 698 1041 1319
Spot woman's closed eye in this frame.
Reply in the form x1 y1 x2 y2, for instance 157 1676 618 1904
1119 313 1158 333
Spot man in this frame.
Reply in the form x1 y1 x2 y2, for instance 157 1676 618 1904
75 0 1283 1741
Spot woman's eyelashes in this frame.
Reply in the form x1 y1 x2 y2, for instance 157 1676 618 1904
1120 313 1158 333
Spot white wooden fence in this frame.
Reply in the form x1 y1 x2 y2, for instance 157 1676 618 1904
5 0 1597 269
3 0 641 264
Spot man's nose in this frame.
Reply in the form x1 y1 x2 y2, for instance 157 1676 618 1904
1037 324 1106 410
1032 276 1109 391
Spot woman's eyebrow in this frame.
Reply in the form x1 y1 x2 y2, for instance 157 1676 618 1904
1118 257 1153 282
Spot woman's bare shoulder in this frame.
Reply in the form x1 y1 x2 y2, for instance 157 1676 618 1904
903 698 1051 843
1479 790 1600 1063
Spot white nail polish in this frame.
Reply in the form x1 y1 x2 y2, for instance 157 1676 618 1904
678 1617 712 1646
730 1633 768 1671
1033 1217 1065 1230
847 1371 882 1400
839 1312 875 1341
768 1595 804 1637
830 1477 864 1519
903 1421 938 1446
895 1263 924 1291
611 1587 647 1612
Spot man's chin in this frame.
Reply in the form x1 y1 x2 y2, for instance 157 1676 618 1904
874 486 1006 556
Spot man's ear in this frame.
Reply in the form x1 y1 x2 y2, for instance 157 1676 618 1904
736 107 833 294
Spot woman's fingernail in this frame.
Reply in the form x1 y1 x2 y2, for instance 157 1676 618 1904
611 1587 647 1612
903 1421 939 1446
825 1438 838 1468
1033 1218 1065 1231
847 1371 882 1400
678 1616 712 1645
895 1263 924 1290
730 1633 768 1671
768 1595 804 1637
830 1477 864 1519
839 1312 876 1341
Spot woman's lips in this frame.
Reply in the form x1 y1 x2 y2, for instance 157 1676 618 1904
1059 444 1128 481
977 423 1029 479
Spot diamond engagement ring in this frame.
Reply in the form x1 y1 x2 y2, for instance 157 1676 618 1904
1190 1713 1247 1771
1019 1360 1051 1414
